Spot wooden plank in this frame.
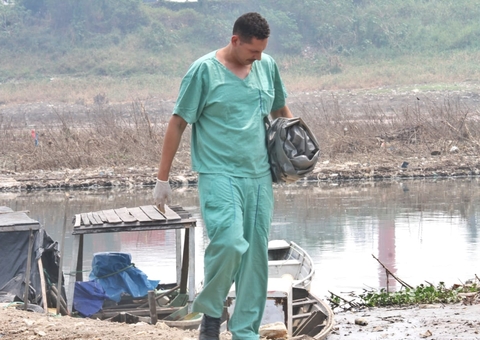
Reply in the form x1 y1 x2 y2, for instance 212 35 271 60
0 212 40 228
170 205 192 219
0 225 41 232
74 214 81 227
37 258 48 313
97 210 108 223
293 310 327 337
91 213 104 225
140 205 166 221
102 209 122 224
148 290 158 325
87 213 102 225
80 213 91 226
91 306 182 320
164 205 182 221
128 207 152 222
114 207 137 223
292 298 316 307
72 220 196 234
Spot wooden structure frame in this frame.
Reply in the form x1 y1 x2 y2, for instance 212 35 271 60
66 204 197 313
0 207 46 312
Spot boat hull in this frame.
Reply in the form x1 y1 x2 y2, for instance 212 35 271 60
224 240 334 339
268 240 315 291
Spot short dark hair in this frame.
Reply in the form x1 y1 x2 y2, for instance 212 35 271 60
232 12 270 42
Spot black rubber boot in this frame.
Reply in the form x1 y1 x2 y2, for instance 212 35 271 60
199 314 221 340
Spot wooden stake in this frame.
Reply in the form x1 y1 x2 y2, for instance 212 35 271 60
37 258 48 313
148 290 158 325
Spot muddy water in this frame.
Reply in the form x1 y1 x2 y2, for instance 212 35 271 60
1 178 479 299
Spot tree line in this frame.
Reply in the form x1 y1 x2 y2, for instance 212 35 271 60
1 0 480 78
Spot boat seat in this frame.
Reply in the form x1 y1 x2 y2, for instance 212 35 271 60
268 239 290 250
292 298 317 307
268 259 302 279
268 259 302 266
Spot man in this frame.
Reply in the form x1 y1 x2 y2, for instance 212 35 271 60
153 12 293 340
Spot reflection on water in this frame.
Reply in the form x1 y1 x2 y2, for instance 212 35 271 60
1 178 479 297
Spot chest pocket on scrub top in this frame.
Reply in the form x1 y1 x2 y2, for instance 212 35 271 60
258 88 274 115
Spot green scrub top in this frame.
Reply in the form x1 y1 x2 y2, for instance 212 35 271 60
173 50 287 177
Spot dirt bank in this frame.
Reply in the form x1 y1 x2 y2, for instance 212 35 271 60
1 300 480 340
1 151 480 191
329 302 480 340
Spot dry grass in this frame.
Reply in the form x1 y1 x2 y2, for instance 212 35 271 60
290 92 480 165
1 92 479 175
0 100 191 173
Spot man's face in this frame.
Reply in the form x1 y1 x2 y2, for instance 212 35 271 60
232 36 268 65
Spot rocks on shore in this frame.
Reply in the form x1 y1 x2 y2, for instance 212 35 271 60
1 153 480 192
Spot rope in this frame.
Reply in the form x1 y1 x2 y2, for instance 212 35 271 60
65 269 91 277
91 264 135 279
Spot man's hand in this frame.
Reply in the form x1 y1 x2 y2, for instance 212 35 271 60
153 179 172 213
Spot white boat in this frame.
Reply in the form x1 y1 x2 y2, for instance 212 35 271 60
167 239 326 334
268 239 315 291
225 240 334 339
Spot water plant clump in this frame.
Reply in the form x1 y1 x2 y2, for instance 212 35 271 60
359 282 467 307
329 281 479 310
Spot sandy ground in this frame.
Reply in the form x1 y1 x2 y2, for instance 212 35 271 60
0 303 199 340
1 301 480 340
329 302 480 340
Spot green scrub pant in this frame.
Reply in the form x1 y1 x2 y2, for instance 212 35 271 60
192 173 274 340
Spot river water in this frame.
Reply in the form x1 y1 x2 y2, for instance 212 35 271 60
1 178 479 299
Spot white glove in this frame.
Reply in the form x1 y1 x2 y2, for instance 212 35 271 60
153 179 172 213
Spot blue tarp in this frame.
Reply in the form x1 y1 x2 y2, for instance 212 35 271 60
88 252 159 303
73 281 107 317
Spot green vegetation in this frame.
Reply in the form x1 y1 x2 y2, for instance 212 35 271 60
360 283 463 307
1 0 480 103
329 282 479 309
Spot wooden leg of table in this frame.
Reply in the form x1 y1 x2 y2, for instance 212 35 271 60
175 229 182 286
287 284 293 338
66 234 81 314
180 228 189 295
188 227 196 305
76 235 84 282
56 218 69 315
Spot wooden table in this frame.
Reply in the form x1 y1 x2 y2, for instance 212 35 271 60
0 206 40 231
66 204 197 313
